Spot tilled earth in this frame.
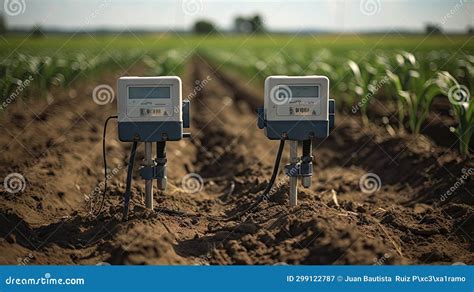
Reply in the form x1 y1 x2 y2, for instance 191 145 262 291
0 56 473 265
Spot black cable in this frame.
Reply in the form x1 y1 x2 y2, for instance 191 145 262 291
157 141 166 158
302 140 311 158
225 138 286 221
123 141 138 221
302 139 312 164
91 115 117 217
156 141 166 190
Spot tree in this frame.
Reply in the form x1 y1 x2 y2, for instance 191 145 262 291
250 15 264 33
193 20 217 34
32 25 45 38
0 14 6 35
425 23 442 35
234 14 265 34
234 16 250 33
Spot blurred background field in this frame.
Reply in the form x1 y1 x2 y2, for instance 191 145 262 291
2 34 473 53
2 32 472 154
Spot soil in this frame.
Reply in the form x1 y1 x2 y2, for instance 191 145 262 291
0 56 472 265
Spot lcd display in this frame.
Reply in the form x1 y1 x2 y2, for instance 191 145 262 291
129 86 171 99
287 85 319 98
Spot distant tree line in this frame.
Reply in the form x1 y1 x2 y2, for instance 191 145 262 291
193 14 266 34
0 12 472 36
424 23 473 35
425 23 442 35
0 14 45 37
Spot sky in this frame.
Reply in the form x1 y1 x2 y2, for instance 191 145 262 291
1 0 473 32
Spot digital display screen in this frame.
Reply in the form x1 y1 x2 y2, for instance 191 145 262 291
288 85 319 98
129 86 171 99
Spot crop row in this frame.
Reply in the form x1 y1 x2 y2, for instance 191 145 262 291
0 49 189 109
1 44 471 156
201 48 473 156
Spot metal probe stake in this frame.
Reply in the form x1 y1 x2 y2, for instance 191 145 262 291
289 141 298 207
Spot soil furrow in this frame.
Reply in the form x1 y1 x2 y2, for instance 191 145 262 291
0 57 472 265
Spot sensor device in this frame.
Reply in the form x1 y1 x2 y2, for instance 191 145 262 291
114 76 191 220
117 76 190 142
258 76 334 140
257 75 335 207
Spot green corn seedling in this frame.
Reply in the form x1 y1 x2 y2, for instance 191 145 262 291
383 52 419 131
450 87 473 157
387 70 458 134
347 60 380 125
